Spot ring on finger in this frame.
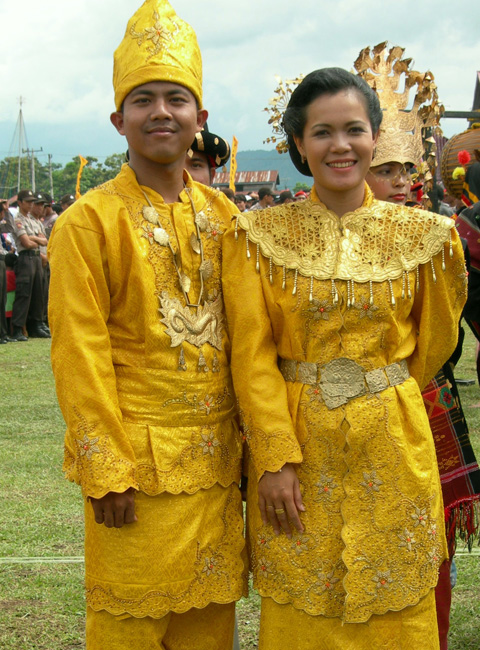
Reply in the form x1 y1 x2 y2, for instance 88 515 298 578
266 505 275 511
275 508 285 515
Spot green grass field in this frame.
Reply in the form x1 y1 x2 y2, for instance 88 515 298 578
1 332 479 649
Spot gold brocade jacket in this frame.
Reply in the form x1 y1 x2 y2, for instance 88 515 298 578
222 185 467 623
48 164 242 499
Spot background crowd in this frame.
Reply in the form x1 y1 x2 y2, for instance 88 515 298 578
0 177 475 348
0 192 74 343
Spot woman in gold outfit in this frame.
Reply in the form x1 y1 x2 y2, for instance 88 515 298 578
222 68 466 649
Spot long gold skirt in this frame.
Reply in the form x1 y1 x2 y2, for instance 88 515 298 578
84 483 247 618
259 590 439 650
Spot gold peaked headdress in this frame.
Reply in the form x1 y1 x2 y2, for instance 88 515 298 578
113 0 202 111
354 42 442 167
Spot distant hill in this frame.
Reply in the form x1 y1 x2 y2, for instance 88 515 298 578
235 149 310 191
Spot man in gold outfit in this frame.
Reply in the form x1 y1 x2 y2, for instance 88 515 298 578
48 2 245 648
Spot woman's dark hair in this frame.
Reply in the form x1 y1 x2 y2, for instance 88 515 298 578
283 67 382 176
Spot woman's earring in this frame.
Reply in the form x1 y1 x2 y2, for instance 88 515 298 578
301 154 306 164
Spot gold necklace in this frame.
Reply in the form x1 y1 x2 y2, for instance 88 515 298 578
140 186 210 308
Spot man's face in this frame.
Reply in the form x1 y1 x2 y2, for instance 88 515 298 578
111 81 207 169
184 151 212 186
264 194 274 206
18 199 34 215
234 198 246 212
31 202 45 218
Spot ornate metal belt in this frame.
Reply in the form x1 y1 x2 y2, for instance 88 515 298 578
278 357 410 410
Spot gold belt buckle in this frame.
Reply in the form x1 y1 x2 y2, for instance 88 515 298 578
319 358 367 410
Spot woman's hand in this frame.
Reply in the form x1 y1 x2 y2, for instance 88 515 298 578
89 488 138 528
258 463 305 538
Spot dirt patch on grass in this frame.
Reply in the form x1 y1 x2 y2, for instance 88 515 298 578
0 599 42 610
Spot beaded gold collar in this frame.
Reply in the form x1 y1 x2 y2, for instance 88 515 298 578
235 192 453 285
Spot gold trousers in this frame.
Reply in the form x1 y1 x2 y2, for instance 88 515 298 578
259 590 439 650
86 602 235 650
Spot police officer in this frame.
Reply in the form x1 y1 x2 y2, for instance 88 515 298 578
31 193 52 329
60 193 75 214
10 189 49 341
42 193 58 240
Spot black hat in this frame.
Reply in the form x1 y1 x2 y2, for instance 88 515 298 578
42 192 53 204
60 194 75 205
34 192 47 204
188 123 230 169
234 194 246 202
17 189 35 202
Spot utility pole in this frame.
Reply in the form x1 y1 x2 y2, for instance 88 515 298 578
22 147 43 191
17 97 25 193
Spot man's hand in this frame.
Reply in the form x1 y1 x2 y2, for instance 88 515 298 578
89 488 137 528
258 463 305 539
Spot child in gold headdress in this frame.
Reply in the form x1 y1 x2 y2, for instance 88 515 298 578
48 2 246 648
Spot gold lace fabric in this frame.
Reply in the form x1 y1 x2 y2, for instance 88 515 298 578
50 165 242 500
236 197 454 282
246 389 447 623
221 194 464 622
85 484 248 617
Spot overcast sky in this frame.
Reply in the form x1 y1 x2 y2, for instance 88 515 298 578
0 0 478 166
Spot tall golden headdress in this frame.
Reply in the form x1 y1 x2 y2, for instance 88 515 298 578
354 42 443 168
113 0 202 111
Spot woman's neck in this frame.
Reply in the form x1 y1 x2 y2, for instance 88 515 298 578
313 183 366 217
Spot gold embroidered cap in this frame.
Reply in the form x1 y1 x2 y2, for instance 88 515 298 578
113 0 203 111
354 42 442 168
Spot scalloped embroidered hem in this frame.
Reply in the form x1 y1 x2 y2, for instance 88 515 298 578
86 588 248 620
84 483 247 619
252 574 442 624
64 460 242 499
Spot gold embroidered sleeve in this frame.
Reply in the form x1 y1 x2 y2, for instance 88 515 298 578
222 225 303 479
408 227 467 389
49 218 138 498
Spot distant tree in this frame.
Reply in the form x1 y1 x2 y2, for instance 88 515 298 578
51 158 82 197
51 154 126 198
0 153 127 201
104 153 126 175
0 156 60 198
293 182 311 193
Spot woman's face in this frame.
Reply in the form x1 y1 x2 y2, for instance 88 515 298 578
367 162 412 204
294 89 377 200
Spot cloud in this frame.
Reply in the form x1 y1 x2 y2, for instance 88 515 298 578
0 0 478 159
